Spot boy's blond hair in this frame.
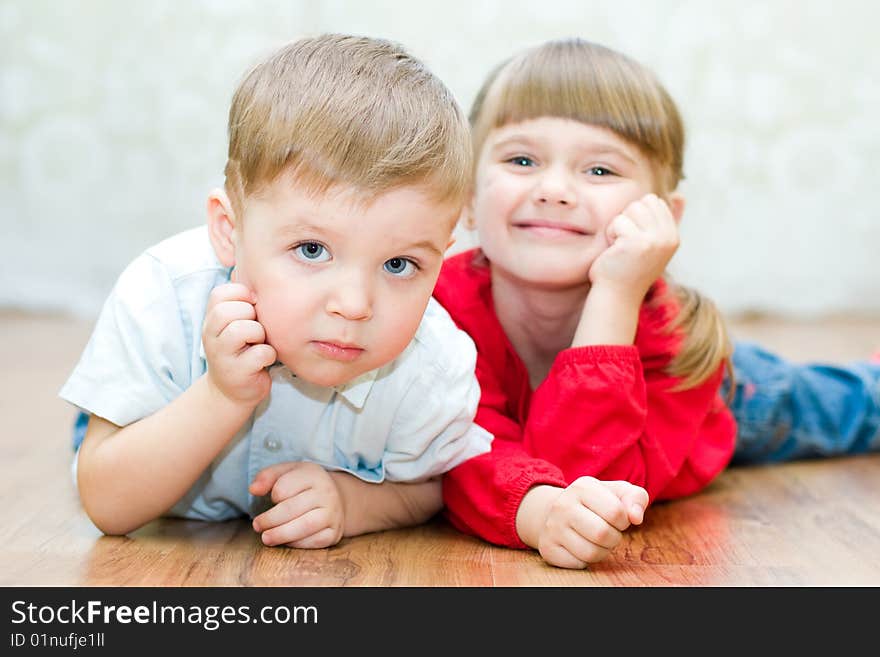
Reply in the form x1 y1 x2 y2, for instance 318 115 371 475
224 34 471 215
470 38 732 391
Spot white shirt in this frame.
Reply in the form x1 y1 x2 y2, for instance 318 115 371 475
59 226 492 521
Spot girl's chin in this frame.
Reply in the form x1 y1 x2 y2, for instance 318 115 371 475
498 262 593 289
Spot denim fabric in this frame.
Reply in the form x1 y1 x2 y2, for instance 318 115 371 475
72 410 88 452
724 341 880 464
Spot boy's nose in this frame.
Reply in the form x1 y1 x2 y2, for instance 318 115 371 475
325 276 373 321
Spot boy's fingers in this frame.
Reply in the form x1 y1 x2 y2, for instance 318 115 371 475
286 526 340 550
216 319 266 352
248 461 299 496
207 283 255 309
240 343 278 371
204 301 258 339
259 508 328 547
270 467 320 503
252 491 316 533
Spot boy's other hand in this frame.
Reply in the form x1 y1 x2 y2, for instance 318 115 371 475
534 476 647 569
202 283 277 407
250 461 345 549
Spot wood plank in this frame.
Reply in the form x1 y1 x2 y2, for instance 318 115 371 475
2 310 879 587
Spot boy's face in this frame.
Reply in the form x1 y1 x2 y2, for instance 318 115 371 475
231 174 457 387
472 117 669 288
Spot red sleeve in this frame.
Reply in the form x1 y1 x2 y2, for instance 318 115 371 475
442 354 567 549
523 342 735 502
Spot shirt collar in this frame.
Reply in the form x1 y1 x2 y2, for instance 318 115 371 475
330 368 378 409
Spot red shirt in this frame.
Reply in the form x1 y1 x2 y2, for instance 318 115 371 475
433 250 736 549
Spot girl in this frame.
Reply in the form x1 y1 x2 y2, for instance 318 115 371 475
433 38 880 570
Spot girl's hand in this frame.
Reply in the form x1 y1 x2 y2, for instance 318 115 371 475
525 477 648 569
589 193 680 301
202 282 277 407
250 462 346 549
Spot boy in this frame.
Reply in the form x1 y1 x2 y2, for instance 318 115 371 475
59 34 493 549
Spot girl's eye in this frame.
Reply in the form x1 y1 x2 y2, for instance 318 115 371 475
507 156 535 167
384 257 417 277
293 242 330 262
587 166 615 177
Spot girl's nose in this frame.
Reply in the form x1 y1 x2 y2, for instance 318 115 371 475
532 167 577 206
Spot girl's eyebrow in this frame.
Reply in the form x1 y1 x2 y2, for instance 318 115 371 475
491 133 639 165
589 146 639 165
490 134 535 150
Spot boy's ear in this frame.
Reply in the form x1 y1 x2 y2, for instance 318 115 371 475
666 192 686 224
206 188 237 267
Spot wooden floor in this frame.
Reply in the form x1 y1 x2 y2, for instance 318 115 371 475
2 310 879 587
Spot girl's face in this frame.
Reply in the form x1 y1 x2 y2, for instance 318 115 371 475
472 117 660 288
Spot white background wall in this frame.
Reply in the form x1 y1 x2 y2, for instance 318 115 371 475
2 0 878 319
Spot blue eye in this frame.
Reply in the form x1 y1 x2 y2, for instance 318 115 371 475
293 242 330 262
508 156 535 167
384 257 417 277
588 166 614 176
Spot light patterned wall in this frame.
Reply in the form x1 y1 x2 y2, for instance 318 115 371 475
2 0 878 318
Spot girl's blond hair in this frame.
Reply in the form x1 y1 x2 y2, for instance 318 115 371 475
224 34 471 216
471 38 732 390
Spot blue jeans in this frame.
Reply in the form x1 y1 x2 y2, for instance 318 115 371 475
724 341 880 463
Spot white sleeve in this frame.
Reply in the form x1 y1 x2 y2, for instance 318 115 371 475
381 307 493 483
58 253 192 427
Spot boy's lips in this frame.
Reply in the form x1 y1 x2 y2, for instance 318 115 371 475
512 219 590 236
310 340 365 362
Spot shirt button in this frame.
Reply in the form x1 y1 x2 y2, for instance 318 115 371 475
263 436 281 452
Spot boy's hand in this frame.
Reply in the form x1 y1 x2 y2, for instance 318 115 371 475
533 477 648 569
250 462 345 549
589 193 679 301
202 283 276 407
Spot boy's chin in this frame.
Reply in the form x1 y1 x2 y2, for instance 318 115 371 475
279 359 366 389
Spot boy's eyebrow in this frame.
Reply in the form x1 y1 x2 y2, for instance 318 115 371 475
400 239 444 257
277 221 335 238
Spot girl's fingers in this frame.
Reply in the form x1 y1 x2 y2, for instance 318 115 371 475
570 477 630 531
606 214 640 244
546 528 613 568
568 506 624 549
540 542 589 570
